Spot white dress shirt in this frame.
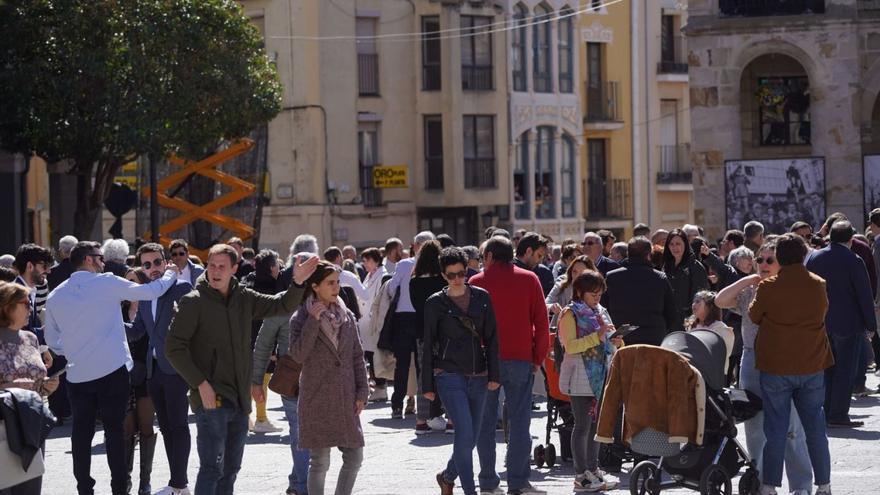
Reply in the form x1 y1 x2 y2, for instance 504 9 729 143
44 269 178 383
387 257 415 313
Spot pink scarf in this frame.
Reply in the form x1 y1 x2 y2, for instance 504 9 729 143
306 295 347 350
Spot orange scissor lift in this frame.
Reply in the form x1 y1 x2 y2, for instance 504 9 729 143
141 139 257 260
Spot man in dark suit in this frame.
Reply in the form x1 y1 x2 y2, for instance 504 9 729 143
169 239 205 286
127 243 194 493
605 237 679 346
806 221 877 428
582 231 620 277
48 235 78 290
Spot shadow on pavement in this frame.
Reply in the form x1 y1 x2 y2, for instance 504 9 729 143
826 427 880 440
368 417 416 430
408 433 454 447
245 433 291 445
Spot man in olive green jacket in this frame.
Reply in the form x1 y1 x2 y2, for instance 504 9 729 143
166 244 317 495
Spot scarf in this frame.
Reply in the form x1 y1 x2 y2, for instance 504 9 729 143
569 300 613 413
306 295 348 350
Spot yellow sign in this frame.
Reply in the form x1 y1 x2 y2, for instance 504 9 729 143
373 165 409 188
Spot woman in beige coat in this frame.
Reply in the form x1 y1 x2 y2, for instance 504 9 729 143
289 261 369 495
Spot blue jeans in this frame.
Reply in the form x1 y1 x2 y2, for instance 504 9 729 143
436 373 489 495
459 359 534 491
282 396 310 494
739 349 812 491
760 371 831 488
824 332 861 422
194 401 249 495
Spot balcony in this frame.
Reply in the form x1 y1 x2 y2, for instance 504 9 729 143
358 53 379 96
584 81 623 130
719 0 825 17
358 165 383 206
464 158 495 188
587 178 632 219
462 66 493 91
657 35 689 82
657 144 693 188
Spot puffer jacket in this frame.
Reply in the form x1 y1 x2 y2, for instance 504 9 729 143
421 286 501 394
595 344 705 446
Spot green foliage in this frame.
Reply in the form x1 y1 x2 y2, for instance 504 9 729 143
0 0 282 236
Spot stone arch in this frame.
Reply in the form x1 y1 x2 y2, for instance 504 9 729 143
732 38 825 90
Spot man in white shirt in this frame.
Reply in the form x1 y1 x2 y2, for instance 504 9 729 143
45 241 180 495
383 237 404 275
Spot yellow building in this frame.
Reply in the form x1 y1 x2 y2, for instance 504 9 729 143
579 0 633 238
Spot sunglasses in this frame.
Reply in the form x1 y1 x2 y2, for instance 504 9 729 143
756 256 776 265
444 271 467 280
171 251 187 257
142 260 165 270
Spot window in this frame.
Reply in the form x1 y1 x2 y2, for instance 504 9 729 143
561 134 575 217
424 115 443 190
587 139 607 216
461 16 493 90
357 18 379 96
558 9 573 93
535 126 555 218
532 5 552 93
514 136 529 219
512 5 528 91
422 16 441 91
463 115 496 188
358 126 382 206
757 76 810 146
661 15 675 63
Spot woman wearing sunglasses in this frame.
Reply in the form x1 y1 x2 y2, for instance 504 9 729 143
716 240 813 494
423 247 500 495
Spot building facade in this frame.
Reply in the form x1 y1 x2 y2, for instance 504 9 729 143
579 0 634 239
240 0 510 251
686 0 880 241
633 0 694 232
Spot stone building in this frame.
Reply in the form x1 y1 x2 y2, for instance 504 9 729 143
686 0 880 241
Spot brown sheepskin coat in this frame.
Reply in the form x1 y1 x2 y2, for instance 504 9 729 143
288 306 369 449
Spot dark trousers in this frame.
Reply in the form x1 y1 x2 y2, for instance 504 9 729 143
855 335 870 390
390 313 418 411
67 366 130 495
47 355 71 419
364 351 386 387
824 332 861 422
149 368 192 489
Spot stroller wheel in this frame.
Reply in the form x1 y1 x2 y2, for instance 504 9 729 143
738 468 760 495
699 463 732 495
545 443 557 468
629 460 661 495
533 444 545 468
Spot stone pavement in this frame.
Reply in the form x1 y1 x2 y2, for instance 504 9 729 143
42 374 880 495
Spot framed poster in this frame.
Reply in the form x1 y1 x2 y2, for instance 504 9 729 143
863 155 880 214
724 157 825 234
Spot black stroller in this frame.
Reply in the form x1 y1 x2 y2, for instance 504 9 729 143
628 330 762 495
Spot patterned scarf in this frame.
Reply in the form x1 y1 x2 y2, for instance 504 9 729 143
569 300 613 411
306 295 347 350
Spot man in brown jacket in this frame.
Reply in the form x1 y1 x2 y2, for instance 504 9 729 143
749 233 833 495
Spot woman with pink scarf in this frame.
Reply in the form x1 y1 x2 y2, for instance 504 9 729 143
289 260 369 495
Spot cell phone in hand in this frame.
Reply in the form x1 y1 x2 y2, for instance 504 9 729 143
48 366 67 380
609 324 638 341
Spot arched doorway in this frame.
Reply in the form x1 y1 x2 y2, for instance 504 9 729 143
740 53 812 152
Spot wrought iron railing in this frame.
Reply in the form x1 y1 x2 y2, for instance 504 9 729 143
587 177 632 219
585 81 621 122
657 144 693 184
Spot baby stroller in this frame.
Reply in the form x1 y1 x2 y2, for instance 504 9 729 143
628 330 762 495
533 332 573 468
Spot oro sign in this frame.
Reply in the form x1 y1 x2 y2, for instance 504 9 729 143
372 165 409 188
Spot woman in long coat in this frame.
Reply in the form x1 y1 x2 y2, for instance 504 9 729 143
289 261 369 495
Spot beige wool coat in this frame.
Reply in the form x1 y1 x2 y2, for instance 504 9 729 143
288 305 369 449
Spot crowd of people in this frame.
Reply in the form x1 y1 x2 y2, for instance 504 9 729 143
1 209 878 495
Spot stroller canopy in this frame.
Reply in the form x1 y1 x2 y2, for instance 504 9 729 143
660 330 727 391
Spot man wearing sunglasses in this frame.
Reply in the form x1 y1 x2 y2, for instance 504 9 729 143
45 241 181 495
581 232 620 277
169 239 204 287
127 243 195 495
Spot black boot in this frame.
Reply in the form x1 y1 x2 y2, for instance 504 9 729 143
124 435 137 494
138 433 157 495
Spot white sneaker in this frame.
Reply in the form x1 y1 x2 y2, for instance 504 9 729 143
814 484 832 495
573 471 604 492
427 416 447 431
251 419 283 433
594 469 618 490
153 487 191 495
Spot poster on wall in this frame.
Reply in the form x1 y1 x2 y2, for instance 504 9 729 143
724 157 825 234
864 155 880 213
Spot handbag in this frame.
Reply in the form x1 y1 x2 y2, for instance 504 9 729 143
267 355 302 397
0 419 45 490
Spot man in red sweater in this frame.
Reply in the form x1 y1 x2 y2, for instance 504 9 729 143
447 236 549 495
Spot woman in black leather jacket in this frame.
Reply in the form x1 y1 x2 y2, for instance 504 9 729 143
422 247 500 495
663 229 709 333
